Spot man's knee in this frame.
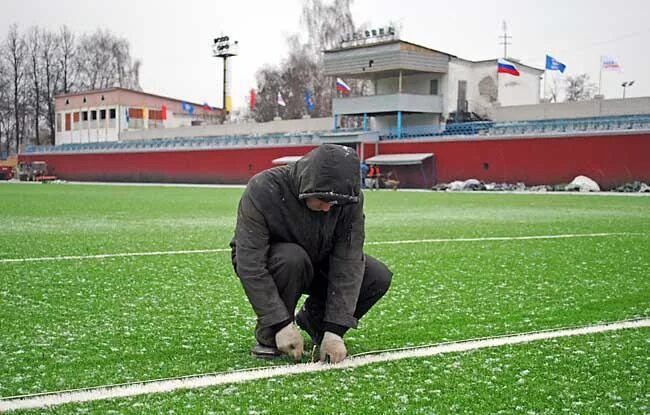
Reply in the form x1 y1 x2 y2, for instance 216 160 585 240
364 255 393 296
268 243 313 286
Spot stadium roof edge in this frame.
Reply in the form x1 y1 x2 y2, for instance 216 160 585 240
323 39 458 58
54 87 216 110
455 57 544 73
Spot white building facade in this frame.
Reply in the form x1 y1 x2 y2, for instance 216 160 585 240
324 39 543 134
54 88 221 145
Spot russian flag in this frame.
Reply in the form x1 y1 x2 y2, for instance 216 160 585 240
336 78 351 95
497 58 520 76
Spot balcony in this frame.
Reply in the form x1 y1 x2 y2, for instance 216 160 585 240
333 93 443 116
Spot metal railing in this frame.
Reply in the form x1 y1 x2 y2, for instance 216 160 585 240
22 114 650 154
377 115 650 140
22 132 321 154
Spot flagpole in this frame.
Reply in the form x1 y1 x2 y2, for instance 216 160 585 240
496 69 499 103
543 70 547 102
598 56 603 95
496 62 500 103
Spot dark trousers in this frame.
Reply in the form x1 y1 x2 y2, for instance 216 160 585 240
256 242 392 346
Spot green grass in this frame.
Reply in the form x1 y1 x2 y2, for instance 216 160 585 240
1 183 649 412
19 328 649 414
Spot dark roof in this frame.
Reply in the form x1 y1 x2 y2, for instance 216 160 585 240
325 39 457 58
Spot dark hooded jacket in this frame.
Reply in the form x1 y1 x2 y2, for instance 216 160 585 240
230 144 365 330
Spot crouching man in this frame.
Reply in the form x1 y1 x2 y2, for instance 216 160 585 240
230 144 392 363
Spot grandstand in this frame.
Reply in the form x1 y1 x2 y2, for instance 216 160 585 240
22 114 650 154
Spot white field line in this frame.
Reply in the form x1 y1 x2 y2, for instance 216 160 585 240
0 248 231 264
363 232 639 246
0 232 640 264
1 318 647 412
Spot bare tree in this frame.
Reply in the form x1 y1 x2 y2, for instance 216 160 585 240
27 26 42 144
0 24 142 148
5 24 27 152
59 25 75 94
302 0 369 123
253 65 283 122
253 0 361 121
564 74 597 102
75 29 141 91
40 29 61 144
302 0 356 53
0 54 11 155
547 75 561 103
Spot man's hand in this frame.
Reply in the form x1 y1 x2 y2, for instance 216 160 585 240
319 331 347 363
275 323 304 362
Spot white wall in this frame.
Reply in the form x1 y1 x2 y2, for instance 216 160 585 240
56 106 120 145
493 96 650 121
444 60 474 117
444 59 541 120
495 65 541 108
120 117 335 141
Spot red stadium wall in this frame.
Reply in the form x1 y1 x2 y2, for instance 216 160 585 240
19 132 650 189
20 146 317 184
367 132 650 189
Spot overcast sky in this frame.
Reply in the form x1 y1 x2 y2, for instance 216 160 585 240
2 0 649 109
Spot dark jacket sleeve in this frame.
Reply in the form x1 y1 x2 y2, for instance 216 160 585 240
233 185 291 328
324 194 366 329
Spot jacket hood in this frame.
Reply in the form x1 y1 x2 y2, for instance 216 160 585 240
291 144 361 204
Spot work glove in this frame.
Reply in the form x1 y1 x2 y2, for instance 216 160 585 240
319 331 347 364
275 323 304 362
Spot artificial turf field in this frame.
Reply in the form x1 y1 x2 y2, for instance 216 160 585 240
0 183 648 413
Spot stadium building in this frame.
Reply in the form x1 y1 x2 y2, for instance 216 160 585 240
325 39 543 132
55 88 222 144
19 37 650 189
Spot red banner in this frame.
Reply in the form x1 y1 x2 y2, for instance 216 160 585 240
249 89 257 111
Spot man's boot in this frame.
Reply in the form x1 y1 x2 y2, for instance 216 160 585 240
250 343 282 359
295 305 324 346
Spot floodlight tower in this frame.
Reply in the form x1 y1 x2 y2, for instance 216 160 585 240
212 36 239 118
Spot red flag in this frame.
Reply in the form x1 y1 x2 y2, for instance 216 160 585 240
249 89 257 111
161 104 167 121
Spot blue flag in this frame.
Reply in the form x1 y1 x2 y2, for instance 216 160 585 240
181 101 195 114
304 90 315 113
545 55 566 73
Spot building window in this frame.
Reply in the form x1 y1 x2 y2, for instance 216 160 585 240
73 112 80 131
90 110 98 128
81 111 88 129
56 113 62 133
148 109 163 129
108 108 116 128
128 108 144 129
430 79 438 95
100 109 106 120
65 113 71 131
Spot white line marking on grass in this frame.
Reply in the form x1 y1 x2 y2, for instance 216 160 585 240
0 248 231 264
1 318 647 412
364 232 639 246
0 232 641 264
